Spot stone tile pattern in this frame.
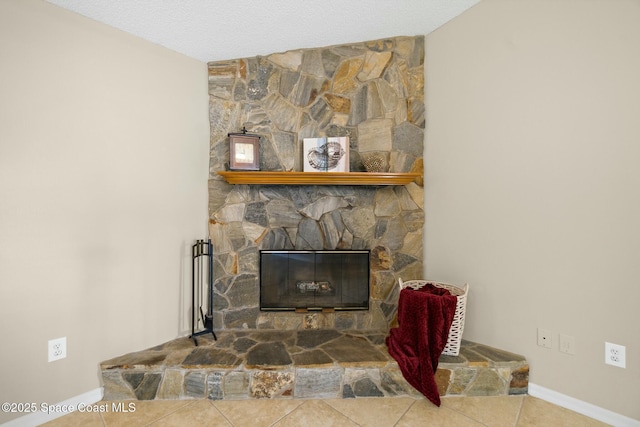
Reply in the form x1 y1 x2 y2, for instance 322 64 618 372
207 36 425 331
101 333 528 402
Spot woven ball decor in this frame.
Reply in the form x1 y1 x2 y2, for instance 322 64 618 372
363 154 386 172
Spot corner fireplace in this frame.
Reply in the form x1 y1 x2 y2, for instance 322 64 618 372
259 250 370 311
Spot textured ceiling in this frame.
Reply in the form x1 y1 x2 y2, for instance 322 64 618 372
45 0 480 63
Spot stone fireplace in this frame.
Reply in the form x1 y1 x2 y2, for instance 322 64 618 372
207 35 425 331
100 35 530 404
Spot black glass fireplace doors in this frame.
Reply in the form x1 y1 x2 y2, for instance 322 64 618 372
260 250 370 311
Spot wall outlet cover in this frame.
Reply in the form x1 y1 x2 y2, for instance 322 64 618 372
48 337 67 362
537 328 552 349
559 334 576 355
605 342 625 368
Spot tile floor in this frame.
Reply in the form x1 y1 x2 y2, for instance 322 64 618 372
41 395 609 426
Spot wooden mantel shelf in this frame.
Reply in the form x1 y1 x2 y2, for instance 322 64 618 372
218 171 422 186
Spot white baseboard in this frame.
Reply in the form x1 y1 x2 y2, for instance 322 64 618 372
528 383 639 427
1 388 103 427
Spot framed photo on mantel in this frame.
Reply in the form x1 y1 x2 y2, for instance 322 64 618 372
302 137 349 172
229 131 260 170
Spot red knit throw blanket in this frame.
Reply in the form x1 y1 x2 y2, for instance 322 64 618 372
386 284 457 406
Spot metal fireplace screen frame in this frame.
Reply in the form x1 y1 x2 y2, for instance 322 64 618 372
259 250 370 311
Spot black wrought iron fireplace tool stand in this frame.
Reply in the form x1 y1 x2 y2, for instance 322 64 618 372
190 239 217 346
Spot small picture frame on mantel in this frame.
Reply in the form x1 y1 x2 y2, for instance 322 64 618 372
228 129 260 170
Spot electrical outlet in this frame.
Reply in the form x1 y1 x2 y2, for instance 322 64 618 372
559 334 575 355
537 328 552 349
605 342 626 368
48 337 67 362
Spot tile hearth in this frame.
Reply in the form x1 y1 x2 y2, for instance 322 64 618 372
101 330 529 402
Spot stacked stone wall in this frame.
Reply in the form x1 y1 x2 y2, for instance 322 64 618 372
207 36 425 331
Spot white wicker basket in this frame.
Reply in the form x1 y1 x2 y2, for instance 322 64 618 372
398 278 469 356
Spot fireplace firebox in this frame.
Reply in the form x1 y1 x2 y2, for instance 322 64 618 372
260 250 370 311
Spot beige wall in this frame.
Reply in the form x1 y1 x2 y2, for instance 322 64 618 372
426 0 640 420
0 0 209 423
